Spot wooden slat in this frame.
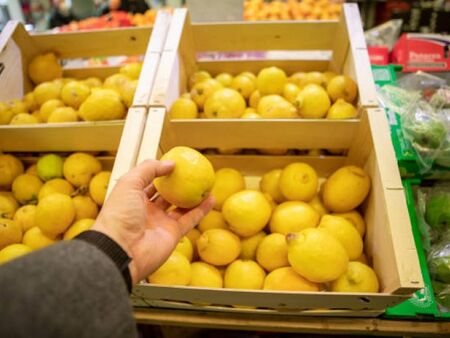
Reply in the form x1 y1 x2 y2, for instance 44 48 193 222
343 3 368 49
137 107 167 163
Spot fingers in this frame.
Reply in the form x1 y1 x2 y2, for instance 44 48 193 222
177 196 215 234
144 183 157 198
153 195 171 210
122 159 175 189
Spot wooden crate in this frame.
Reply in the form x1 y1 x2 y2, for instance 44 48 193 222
132 107 423 316
0 11 171 153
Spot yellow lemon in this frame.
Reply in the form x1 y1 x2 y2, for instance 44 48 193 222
241 108 260 119
231 74 256 99
0 102 14 124
0 244 32 264
103 74 131 94
189 70 212 89
257 67 287 95
0 154 24 188
270 201 320 234
204 88 246 118
210 168 245 210
63 218 95 240
256 233 289 272
215 73 233 87
263 193 277 210
89 171 111 206
198 210 228 232
197 229 241 266
119 79 137 108
175 236 194 262
304 71 327 87
327 98 358 119
0 218 22 250
288 72 308 87
35 193 75 237
39 178 75 201
13 205 37 232
72 195 98 220
47 107 78 123
279 162 318 202
222 190 272 237
190 78 223 110
332 210 366 237
224 259 266 289
9 113 39 125
12 174 43 204
0 194 19 219
23 92 39 112
240 231 266 260
327 75 358 103
190 261 223 288
26 164 38 176
63 152 102 188
263 267 320 291
259 169 286 203
36 153 64 182
39 99 64 122
322 165 371 212
239 71 257 84
286 228 349 283
330 261 379 293
61 81 91 109
309 195 329 217
186 228 201 252
170 98 198 119
323 71 338 86
257 95 297 118
154 147 215 209
7 99 29 114
79 89 126 121
33 81 61 106
149 251 191 286
249 90 261 108
294 84 330 118
119 62 142 80
28 52 62 85
283 82 301 104
22 226 56 250
82 77 103 88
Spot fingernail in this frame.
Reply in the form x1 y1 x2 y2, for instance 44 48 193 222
161 160 175 167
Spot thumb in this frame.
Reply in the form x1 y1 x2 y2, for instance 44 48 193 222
122 159 175 189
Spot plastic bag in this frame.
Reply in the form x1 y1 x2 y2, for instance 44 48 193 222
365 19 403 51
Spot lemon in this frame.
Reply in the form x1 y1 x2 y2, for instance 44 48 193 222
330 262 379 293
294 84 330 118
283 83 301 104
190 261 223 288
83 77 103 88
327 75 358 103
0 102 14 124
39 178 75 201
26 164 38 176
323 71 338 86
197 229 241 266
279 162 318 202
286 228 349 283
257 67 287 95
149 251 191 286
327 99 358 119
39 99 64 122
263 193 277 210
119 79 138 108
72 195 98 220
198 210 228 232
332 210 366 237
33 81 61 106
189 70 212 89
210 168 245 210
36 154 64 182
0 218 22 249
63 218 95 240
12 174 43 204
204 88 246 118
89 171 111 206
257 95 297 118
354 252 369 265
231 74 256 99
13 205 36 232
215 73 233 87
79 89 126 121
23 92 39 112
0 244 32 264
119 62 142 80
35 193 75 237
241 108 260 119
170 98 198 119
186 228 201 252
322 165 371 212
259 169 286 203
263 267 320 291
309 195 329 217
304 72 327 87
60 81 90 109
318 215 363 260
0 154 24 188
249 90 261 108
256 233 289 272
154 147 215 208
190 79 223 110
224 260 266 289
23 226 56 250
240 231 266 260
288 72 307 87
175 236 194 262
63 152 102 188
222 190 272 237
0 194 19 219
103 74 131 95
7 99 29 114
10 113 39 125
28 53 62 85
239 71 257 84
270 201 320 234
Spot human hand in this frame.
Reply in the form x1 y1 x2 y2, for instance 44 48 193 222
92 160 214 284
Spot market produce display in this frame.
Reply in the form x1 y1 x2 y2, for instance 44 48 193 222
169 67 358 120
0 153 111 264
0 52 142 125
147 146 379 293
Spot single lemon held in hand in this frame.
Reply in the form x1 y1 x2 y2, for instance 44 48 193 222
197 228 241 266
331 261 379 293
210 168 245 210
149 251 191 286
224 259 266 290
270 201 320 235
263 267 320 291
256 233 289 272
154 147 215 209
279 162 318 202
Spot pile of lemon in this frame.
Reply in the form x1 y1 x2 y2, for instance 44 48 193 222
0 153 111 263
149 147 379 295
0 52 142 125
170 67 358 120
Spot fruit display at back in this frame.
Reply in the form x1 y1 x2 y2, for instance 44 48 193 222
169 67 358 120
0 152 111 264
147 147 379 297
0 52 143 125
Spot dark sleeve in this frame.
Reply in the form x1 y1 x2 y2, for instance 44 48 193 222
0 240 138 338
